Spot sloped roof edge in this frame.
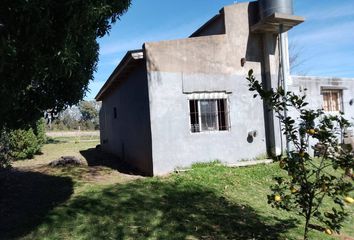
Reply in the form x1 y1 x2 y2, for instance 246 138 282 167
189 8 225 38
95 49 144 101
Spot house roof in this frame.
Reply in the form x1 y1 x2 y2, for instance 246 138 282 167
95 49 144 101
291 75 354 81
189 10 224 38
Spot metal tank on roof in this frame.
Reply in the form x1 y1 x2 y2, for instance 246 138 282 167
258 0 294 19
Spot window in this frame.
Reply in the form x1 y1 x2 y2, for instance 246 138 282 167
189 99 229 133
322 90 342 112
113 107 117 119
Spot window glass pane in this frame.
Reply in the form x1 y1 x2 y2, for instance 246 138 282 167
113 107 117 119
200 100 218 131
217 99 227 130
189 100 199 132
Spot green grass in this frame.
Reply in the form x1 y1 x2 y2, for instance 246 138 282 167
0 138 353 240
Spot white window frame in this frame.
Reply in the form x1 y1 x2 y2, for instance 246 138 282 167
188 92 230 133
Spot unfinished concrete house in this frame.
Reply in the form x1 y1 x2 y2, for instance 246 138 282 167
96 0 351 176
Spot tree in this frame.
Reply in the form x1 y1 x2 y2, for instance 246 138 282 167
247 70 353 240
0 0 131 129
289 41 308 76
79 101 99 122
0 131 11 169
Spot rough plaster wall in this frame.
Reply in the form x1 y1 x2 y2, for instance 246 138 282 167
100 61 153 175
144 2 276 175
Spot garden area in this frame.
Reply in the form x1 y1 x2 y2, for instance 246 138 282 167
0 136 352 240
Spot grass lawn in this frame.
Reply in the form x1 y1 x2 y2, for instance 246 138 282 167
0 137 353 240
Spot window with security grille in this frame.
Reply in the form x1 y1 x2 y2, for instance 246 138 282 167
322 90 342 112
189 99 229 133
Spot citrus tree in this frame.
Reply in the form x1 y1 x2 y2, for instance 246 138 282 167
246 70 353 239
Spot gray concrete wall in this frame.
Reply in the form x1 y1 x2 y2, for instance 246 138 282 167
144 2 278 175
99 61 153 175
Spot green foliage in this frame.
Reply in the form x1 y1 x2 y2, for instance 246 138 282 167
8 128 39 160
79 101 99 122
0 130 12 169
6 119 47 160
34 118 46 147
247 69 353 239
50 115 78 131
0 0 131 129
46 101 100 131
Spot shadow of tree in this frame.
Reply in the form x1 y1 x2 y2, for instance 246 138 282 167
0 169 73 239
81 148 145 176
33 179 298 239
46 137 66 144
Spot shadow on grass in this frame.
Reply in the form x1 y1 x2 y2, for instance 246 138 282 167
46 137 66 144
81 148 145 176
0 169 73 239
31 179 298 239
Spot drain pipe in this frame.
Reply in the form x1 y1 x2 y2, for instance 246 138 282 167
279 24 290 157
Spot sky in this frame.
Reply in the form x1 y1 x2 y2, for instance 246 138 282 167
85 0 354 100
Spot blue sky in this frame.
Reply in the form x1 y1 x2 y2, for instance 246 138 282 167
85 0 354 100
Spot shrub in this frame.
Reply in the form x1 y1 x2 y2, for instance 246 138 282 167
0 119 46 163
34 118 46 148
8 128 39 159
